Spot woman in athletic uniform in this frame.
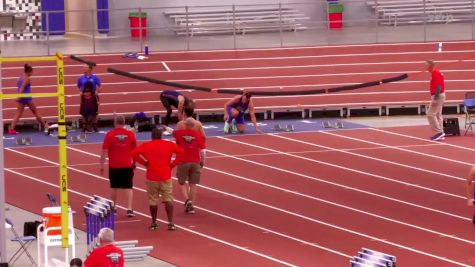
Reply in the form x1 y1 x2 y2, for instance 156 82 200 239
9 64 48 134
223 91 262 134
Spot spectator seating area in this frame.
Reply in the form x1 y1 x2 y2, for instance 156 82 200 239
366 0 475 26
164 7 309 36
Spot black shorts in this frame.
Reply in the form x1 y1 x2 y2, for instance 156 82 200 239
109 168 134 189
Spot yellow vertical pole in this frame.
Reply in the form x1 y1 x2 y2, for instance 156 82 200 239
56 53 69 248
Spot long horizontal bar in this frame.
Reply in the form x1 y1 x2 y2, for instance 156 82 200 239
1 56 57 63
0 93 59 99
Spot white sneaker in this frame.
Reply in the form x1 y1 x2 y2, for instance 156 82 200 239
231 123 238 133
224 121 231 134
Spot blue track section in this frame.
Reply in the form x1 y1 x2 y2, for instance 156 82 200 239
4 119 369 148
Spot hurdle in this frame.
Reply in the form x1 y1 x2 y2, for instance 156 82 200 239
84 196 153 262
350 248 396 267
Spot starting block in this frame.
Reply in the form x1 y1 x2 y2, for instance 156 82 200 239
70 133 86 143
272 124 294 132
322 121 344 129
350 248 396 267
15 137 32 145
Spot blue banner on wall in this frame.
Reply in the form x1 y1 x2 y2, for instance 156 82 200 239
97 0 109 34
41 0 65 35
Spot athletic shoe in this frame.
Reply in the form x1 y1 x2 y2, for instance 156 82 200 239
163 130 172 136
44 127 50 135
187 204 195 214
8 129 19 134
150 222 158 231
126 210 135 217
231 123 238 133
113 207 117 214
223 121 231 134
185 200 194 214
167 223 176 231
430 132 445 141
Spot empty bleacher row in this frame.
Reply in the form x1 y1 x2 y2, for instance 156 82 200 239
366 0 475 26
164 7 309 36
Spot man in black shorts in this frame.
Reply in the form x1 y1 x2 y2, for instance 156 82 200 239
100 116 137 217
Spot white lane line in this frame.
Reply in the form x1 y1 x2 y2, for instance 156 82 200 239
439 42 443 53
323 130 473 167
218 137 465 200
8 147 352 261
161 61 171 72
371 128 475 153
4 168 298 267
1 59 469 79
206 148 468 221
205 143 445 159
4 68 475 83
64 147 475 266
270 133 464 182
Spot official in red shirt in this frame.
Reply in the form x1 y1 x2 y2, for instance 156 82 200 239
173 117 206 214
426 60 446 141
84 228 124 267
100 116 137 217
133 127 183 231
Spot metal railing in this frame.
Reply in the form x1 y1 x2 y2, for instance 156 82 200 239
0 0 474 56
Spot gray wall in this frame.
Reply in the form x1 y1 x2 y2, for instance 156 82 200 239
105 0 370 36
65 0 96 33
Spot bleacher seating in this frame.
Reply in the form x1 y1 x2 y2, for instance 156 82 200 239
164 7 309 36
366 0 475 26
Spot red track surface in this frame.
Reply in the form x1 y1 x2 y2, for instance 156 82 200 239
2 41 475 121
5 42 475 266
5 126 475 266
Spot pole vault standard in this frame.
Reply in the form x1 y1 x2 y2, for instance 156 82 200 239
0 53 69 263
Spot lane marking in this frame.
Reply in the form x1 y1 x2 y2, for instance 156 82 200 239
5 168 298 267
438 42 443 53
161 61 171 72
219 137 465 199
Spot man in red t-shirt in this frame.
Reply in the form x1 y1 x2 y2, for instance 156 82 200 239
100 116 137 217
173 118 206 214
84 228 124 267
426 60 446 141
133 127 183 231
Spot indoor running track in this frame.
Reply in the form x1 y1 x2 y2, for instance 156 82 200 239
4 125 475 266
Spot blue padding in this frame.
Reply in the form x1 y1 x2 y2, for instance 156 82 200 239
97 0 109 34
464 99 475 108
41 0 65 35
12 236 36 242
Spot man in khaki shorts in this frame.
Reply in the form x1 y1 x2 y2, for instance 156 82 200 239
133 127 183 230
426 60 446 141
173 117 206 214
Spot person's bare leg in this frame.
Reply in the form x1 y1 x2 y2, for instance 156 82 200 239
126 189 133 210
111 188 118 210
10 104 25 130
237 123 246 134
27 102 46 129
180 183 189 200
164 201 174 223
189 184 197 203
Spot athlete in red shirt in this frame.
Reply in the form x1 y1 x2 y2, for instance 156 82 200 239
133 127 183 230
100 116 137 217
426 60 446 141
174 118 206 214
84 228 124 267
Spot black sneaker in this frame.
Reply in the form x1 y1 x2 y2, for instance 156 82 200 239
187 204 195 214
185 200 193 213
126 210 135 217
113 207 117 214
150 222 158 231
167 223 176 231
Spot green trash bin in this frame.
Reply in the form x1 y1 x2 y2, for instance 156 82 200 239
128 12 147 37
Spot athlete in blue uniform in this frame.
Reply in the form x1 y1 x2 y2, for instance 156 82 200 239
77 64 101 93
160 90 192 126
223 91 262 134
9 64 48 134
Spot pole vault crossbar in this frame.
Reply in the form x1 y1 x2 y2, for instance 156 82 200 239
0 53 69 263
